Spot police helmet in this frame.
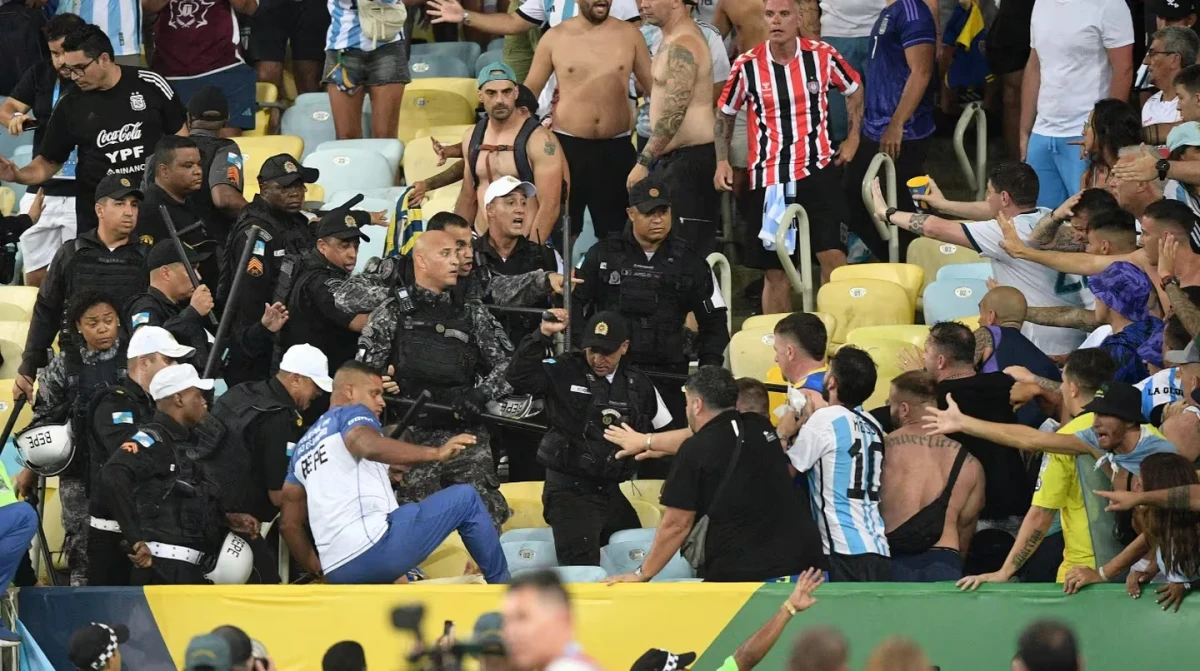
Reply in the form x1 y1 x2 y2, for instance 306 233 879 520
204 533 254 584
14 423 75 477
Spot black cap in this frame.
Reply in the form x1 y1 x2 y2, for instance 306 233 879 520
316 209 372 242
516 84 539 115
1151 0 1197 20
147 239 211 270
1081 382 1147 425
95 174 144 201
581 311 629 354
69 622 129 671
631 649 697 671
187 85 229 121
628 174 671 214
257 153 319 187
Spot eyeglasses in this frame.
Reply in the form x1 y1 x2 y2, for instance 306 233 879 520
1145 50 1179 60
60 55 99 78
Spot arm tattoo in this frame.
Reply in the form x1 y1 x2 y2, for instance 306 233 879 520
1033 375 1061 392
1025 306 1096 331
1168 486 1193 511
543 140 556 156
1028 212 1061 249
798 0 820 38
845 90 863 139
1167 283 1200 338
908 213 930 236
715 114 734 163
423 162 465 191
1050 226 1086 252
973 327 994 367
642 43 697 161
1011 529 1045 571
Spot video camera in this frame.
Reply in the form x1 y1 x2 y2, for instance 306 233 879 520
392 605 504 671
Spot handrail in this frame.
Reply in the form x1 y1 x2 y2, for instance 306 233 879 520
860 152 898 262
706 252 733 334
954 101 988 201
774 203 814 312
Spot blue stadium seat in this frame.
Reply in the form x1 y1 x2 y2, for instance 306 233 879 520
412 42 483 70
487 38 505 52
607 528 657 546
501 528 554 545
935 262 993 283
281 93 338 158
1 145 32 198
0 106 32 162
315 139 405 177
302 148 395 195
476 50 505 76
601 541 696 581
410 58 473 79
328 187 411 204
922 278 990 324
547 566 609 583
502 540 558 573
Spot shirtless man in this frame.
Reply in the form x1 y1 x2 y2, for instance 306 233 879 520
523 0 653 242
634 0 721 254
454 64 566 244
881 371 985 583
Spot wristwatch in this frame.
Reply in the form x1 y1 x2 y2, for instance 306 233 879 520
1162 275 1181 290
884 207 898 224
1157 158 1171 181
636 153 653 168
634 565 645 580
463 10 471 24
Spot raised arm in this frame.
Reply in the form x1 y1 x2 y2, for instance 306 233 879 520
427 0 539 35
870 179 973 247
924 394 1099 456
343 424 473 465
1094 484 1200 512
1024 306 1096 331
728 569 824 671
453 127 479 225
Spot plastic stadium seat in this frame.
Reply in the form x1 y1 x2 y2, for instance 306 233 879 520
545 565 608 583
630 500 663 527
729 325 779 380
413 124 476 140
0 123 32 163
502 497 548 532
410 59 473 80
958 315 981 331
2 146 34 199
817 279 914 345
847 337 916 409
315 139 405 178
831 263 925 311
422 188 459 217
476 50 505 76
845 324 931 349
906 236 983 300
403 137 464 185
419 543 473 578
0 322 29 380
0 382 35 438
282 71 298 102
281 93 337 158
741 311 837 339
0 302 30 322
303 148 395 195
305 183 326 207
487 38 505 52
922 279 989 324
500 481 544 501
936 262 993 282
600 541 695 581
397 79 477 143
0 188 13 217
619 479 664 505
503 540 558 572
501 528 554 545
412 42 484 71
329 187 412 204
246 82 280 137
237 135 306 199
608 527 658 545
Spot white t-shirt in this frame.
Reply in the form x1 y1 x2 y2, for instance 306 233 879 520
285 404 398 573
1030 0 1134 137
1143 91 1182 127
961 208 1089 355
1079 324 1111 349
819 0 885 39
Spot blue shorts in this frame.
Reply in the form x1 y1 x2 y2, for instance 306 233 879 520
168 63 258 130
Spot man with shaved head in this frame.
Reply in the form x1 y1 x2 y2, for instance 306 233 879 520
355 229 517 530
976 286 1061 427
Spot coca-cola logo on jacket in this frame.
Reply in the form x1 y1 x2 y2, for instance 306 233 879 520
96 122 144 149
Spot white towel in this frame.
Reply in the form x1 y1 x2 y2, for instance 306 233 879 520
758 182 797 254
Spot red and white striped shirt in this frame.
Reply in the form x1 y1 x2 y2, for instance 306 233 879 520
718 39 861 189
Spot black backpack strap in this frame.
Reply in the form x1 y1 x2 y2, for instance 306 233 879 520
467 118 488 187
514 116 541 184
708 419 745 518
937 446 971 507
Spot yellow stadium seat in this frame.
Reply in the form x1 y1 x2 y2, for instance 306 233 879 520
741 311 838 339
831 263 925 311
421 187 460 218
304 183 325 205
502 497 547 532
957 315 981 331
419 543 473 578
845 324 931 349
843 337 916 409
245 82 280 137
500 481 544 501
0 187 14 216
630 500 663 528
0 303 29 321
413 124 475 140
403 128 467 185
281 71 298 102
817 279 914 345
0 322 30 380
620 479 664 505
0 286 38 315
0 381 35 435
729 325 779 380
906 237 984 306
238 136 306 199
396 79 477 143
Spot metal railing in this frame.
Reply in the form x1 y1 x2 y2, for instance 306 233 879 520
860 153 899 262
774 204 815 312
706 252 733 335
954 101 988 201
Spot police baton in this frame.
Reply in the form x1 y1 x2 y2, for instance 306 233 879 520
642 369 792 394
204 225 262 378
0 396 26 452
384 396 548 432
159 204 219 327
560 211 572 352
388 389 431 439
484 305 560 317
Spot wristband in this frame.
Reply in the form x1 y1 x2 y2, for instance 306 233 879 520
1099 565 1109 581
1132 558 1152 573
645 434 653 451
463 9 471 24
783 601 797 616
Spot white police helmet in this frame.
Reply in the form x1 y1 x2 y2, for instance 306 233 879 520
14 423 74 476
204 533 254 584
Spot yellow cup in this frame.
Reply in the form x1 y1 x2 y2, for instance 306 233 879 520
907 175 931 211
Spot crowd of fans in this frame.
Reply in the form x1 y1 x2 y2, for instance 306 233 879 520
0 0 1199 665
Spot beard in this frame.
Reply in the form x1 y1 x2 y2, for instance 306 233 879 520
488 104 513 120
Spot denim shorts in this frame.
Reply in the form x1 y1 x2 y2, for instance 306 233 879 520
323 40 412 88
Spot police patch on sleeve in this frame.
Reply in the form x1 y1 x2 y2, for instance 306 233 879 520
253 240 266 256
111 411 134 425
286 442 296 457
131 431 155 447
131 312 150 328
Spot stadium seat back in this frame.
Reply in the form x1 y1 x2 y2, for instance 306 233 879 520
397 80 477 143
413 124 476 140
245 82 280 137
303 148 395 195
411 42 483 70
817 279 914 344
630 500 663 527
0 381 35 436
1 144 33 197
419 543 472 578
936 261 992 282
475 50 505 76
0 321 29 379
281 93 337 158
600 541 650 576
845 324 931 349
922 279 989 324
315 138 406 177
501 528 554 545
503 540 558 572
0 187 13 217
608 527 658 545
0 302 29 322
329 186 412 203
831 263 925 310
0 127 31 165
907 237 983 296
546 565 608 583
500 481 545 501
487 38 505 52
729 325 779 380
742 312 837 343
502 497 548 532
237 135 306 199
619 479 664 505
843 337 914 409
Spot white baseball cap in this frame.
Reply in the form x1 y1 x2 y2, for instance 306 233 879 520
279 344 334 392
149 363 215 401
127 326 196 360
483 175 536 206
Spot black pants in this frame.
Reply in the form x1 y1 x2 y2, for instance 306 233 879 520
829 552 893 582
556 133 636 243
655 143 720 255
237 530 282 584
131 556 208 585
632 359 688 480
86 527 132 586
842 135 929 262
494 425 546 482
543 471 640 566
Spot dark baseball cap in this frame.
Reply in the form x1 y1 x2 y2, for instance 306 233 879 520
1081 382 1147 425
631 649 697 671
147 239 211 270
68 622 129 671
468 612 505 656
316 209 372 242
581 311 629 354
478 61 518 89
187 85 229 121
258 153 319 187
95 173 144 201
185 633 234 671
628 175 671 214
1152 0 1197 20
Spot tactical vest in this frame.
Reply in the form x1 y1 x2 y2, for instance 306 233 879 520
539 362 651 482
478 239 557 342
596 237 693 363
271 251 330 366
133 424 223 548
189 132 238 239
63 348 127 482
390 286 479 404
87 385 152 510
467 116 541 186
210 380 298 516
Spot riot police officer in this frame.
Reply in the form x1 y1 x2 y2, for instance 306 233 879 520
100 364 233 585
184 86 248 245
124 241 215 362
86 326 195 586
571 174 729 472
220 153 317 386
357 230 514 530
507 310 671 565
15 174 150 400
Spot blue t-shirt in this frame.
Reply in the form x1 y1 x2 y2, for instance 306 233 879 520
864 0 937 142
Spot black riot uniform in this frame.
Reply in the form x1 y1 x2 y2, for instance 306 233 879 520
187 128 244 247
210 376 306 584
218 154 317 386
123 241 215 364
100 411 226 585
86 379 155 586
506 312 662 564
19 176 150 381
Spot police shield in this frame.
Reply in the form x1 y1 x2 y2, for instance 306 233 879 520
14 423 75 476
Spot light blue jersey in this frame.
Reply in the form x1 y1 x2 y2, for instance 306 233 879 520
326 0 405 52
74 0 142 57
1135 367 1184 425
